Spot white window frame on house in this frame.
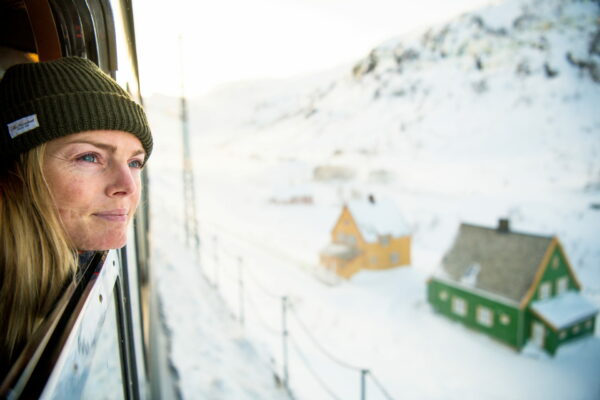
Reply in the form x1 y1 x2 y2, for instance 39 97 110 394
556 276 568 295
390 252 399 264
538 282 551 300
451 296 467 317
476 305 494 327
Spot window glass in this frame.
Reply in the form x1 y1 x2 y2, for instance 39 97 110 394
538 282 551 300
476 306 493 327
80 292 125 400
556 276 568 294
390 252 399 264
451 297 467 317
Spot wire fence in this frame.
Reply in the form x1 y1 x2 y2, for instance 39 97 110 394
196 229 397 400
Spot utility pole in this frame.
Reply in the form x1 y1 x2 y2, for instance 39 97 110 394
179 35 200 256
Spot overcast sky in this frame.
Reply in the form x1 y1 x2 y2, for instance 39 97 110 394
134 0 497 97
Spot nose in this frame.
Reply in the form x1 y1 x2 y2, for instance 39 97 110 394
106 163 138 197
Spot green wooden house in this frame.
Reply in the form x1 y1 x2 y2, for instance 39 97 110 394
427 219 598 355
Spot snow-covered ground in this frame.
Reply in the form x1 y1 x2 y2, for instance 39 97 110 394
144 0 600 398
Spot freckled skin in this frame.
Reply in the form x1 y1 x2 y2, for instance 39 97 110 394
43 130 145 251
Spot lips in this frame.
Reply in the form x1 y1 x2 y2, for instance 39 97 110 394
93 209 128 222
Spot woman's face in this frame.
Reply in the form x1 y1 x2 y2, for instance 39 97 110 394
43 130 146 251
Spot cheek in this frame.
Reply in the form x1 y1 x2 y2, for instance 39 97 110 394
51 178 89 210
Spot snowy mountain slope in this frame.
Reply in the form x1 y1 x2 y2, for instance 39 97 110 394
192 0 600 189
185 0 599 290
144 0 600 399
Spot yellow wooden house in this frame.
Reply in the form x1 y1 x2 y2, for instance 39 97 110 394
320 197 411 279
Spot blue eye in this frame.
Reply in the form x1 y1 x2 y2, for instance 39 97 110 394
129 160 143 169
79 153 98 163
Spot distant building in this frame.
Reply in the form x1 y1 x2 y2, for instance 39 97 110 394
427 219 598 355
320 196 411 279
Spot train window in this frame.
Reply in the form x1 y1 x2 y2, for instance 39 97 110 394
1 1 154 398
31 251 125 400
80 288 125 400
49 0 96 63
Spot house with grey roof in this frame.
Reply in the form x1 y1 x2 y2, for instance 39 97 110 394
427 219 598 355
320 196 411 279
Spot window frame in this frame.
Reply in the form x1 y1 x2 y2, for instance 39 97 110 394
556 276 568 295
476 305 494 327
451 296 468 317
538 282 551 300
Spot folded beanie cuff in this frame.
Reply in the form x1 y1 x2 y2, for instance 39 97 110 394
0 57 153 162
1 92 152 159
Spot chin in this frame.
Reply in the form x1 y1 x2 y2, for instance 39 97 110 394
76 234 128 251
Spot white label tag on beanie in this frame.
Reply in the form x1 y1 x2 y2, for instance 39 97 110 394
7 114 39 138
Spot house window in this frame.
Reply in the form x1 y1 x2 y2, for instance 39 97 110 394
439 290 448 301
585 320 593 329
500 314 511 325
556 276 568 295
380 235 390 246
476 306 493 327
538 282 551 300
572 324 580 334
390 252 399 264
451 297 467 317
559 331 567 340
552 255 559 269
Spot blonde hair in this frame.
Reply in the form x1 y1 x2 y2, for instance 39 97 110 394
0 144 77 363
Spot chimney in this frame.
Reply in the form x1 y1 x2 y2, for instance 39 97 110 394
368 194 375 204
497 218 510 233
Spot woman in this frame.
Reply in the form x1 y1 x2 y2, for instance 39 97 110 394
0 57 152 371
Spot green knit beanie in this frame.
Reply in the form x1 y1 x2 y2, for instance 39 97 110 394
0 57 152 163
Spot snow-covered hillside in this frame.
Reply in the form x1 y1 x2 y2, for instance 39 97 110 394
144 0 600 398
183 0 600 284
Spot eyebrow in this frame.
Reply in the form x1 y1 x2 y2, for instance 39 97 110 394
64 139 146 157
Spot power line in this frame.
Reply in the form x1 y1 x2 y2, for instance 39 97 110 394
288 335 343 400
288 307 364 372
246 267 283 300
368 371 396 400
245 289 281 336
